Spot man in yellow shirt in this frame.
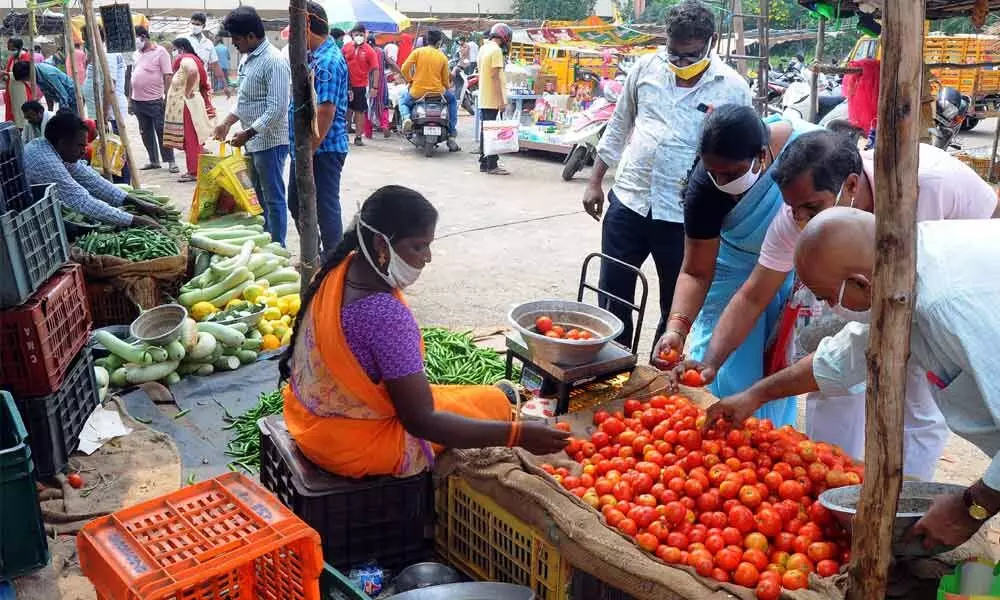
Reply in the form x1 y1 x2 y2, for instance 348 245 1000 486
398 29 460 151
477 23 511 175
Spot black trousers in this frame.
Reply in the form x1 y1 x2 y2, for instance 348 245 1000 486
598 191 686 355
132 98 173 165
478 107 499 171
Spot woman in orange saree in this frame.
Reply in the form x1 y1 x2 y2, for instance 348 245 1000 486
280 185 569 478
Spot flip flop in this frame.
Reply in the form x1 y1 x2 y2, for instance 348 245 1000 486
178 174 197 183
168 164 180 174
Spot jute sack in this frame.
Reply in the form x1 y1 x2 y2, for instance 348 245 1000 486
70 242 188 309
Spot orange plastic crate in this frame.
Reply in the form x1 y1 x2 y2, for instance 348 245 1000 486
77 472 324 600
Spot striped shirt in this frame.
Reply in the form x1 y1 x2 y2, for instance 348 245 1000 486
231 39 290 153
24 139 131 226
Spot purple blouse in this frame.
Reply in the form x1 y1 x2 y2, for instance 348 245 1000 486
341 292 424 382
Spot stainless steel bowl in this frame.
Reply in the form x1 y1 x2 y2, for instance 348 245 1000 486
392 562 463 592
819 481 965 556
129 304 188 346
388 582 536 600
508 299 624 366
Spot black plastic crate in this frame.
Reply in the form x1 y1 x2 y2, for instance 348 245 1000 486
570 570 635 600
259 415 434 571
13 350 100 478
0 184 68 308
0 391 49 579
0 123 30 213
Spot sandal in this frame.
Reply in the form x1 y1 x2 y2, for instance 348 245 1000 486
178 173 197 183
168 164 180 174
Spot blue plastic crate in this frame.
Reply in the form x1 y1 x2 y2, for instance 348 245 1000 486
0 184 68 308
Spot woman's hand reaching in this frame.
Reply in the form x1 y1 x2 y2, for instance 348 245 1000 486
517 421 571 455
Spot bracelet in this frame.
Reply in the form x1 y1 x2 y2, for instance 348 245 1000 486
667 327 688 341
506 421 522 448
668 313 692 331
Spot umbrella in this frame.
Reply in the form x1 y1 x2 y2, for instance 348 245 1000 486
329 0 410 33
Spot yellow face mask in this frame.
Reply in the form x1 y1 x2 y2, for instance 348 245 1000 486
668 50 711 80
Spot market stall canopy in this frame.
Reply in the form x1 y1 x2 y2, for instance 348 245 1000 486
799 0 1000 19
522 16 657 50
329 0 411 33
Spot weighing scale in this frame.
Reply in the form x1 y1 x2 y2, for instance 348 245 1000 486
504 253 649 415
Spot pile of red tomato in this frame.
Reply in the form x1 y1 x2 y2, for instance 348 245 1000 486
535 316 595 340
541 394 863 599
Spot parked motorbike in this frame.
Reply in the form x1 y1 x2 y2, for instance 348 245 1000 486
779 71 846 124
397 94 452 157
931 86 971 150
449 58 478 116
560 79 623 181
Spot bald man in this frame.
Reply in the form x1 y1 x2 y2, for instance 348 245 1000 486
678 130 1000 478
706 207 1000 549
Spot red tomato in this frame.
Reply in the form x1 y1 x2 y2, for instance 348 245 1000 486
787 553 814 574
591 431 611 449
711 567 731 583
684 478 704 498
743 548 769 572
612 481 633 502
729 505 755 534
755 578 782 600
657 545 682 564
781 569 808 590
691 551 715 577
697 491 720 513
636 532 659 552
667 531 690 551
617 518 638 536
816 559 840 577
68 472 84 489
647 520 669 543
807 542 834 563
535 316 553 333
715 547 741 572
545 330 562 339
681 369 705 387
551 325 565 337
733 562 760 587
623 399 643 416
600 417 626 437
744 532 769 553
722 527 743 547
739 485 763 508
755 508 783 537
807 501 833 526
636 493 658 508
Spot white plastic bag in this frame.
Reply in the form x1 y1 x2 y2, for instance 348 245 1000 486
482 119 520 155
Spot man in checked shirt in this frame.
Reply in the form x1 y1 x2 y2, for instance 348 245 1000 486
214 6 291 246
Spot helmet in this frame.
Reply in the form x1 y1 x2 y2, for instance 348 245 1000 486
489 23 512 45
935 86 964 121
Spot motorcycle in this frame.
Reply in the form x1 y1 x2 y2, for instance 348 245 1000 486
449 58 478 116
397 94 452 157
931 86 971 150
560 79 623 181
779 71 846 125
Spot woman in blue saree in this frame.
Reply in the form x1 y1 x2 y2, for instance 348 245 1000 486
653 104 819 427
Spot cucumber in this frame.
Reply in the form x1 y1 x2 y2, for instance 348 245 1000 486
187 331 218 360
110 367 128 388
271 282 301 297
95 354 124 371
94 366 110 388
162 372 181 385
195 364 214 376
235 350 258 365
213 356 241 371
165 340 186 361
178 267 253 307
124 361 180 385
142 345 169 363
197 322 247 347
95 330 153 365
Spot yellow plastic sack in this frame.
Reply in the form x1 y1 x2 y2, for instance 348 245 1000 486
188 145 227 224
91 133 125 177
207 145 263 217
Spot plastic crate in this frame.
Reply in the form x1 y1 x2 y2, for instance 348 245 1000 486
569 570 635 600
0 123 30 214
0 183 68 308
0 264 92 396
14 349 100 478
436 475 568 600
77 472 324 600
0 391 49 580
258 415 434 571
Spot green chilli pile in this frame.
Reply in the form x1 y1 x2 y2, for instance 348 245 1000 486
422 327 515 385
77 229 180 261
223 389 283 474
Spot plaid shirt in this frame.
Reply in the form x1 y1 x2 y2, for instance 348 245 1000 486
289 37 349 155
24 139 131 226
231 39 290 153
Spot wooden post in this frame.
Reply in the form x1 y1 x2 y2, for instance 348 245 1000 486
753 0 768 115
807 19 825 122
81 3 111 180
63 6 84 114
845 0 924 598
289 0 318 282
732 0 745 75
83 0 140 187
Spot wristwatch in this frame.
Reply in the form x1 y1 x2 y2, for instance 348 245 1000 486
963 487 991 521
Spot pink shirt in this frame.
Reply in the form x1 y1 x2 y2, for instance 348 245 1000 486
759 143 998 272
130 44 172 101
65 48 86 84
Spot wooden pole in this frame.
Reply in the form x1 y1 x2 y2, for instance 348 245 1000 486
732 0 745 75
753 0 768 115
807 19 824 122
845 0 924 598
289 0 318 281
83 2 141 187
63 6 84 113
988 107 1000 183
81 4 111 180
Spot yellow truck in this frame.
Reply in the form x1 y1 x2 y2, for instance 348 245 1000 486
847 33 1000 130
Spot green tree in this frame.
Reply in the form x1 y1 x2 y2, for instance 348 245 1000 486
512 0 598 19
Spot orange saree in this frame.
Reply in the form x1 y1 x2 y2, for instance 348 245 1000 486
282 254 511 478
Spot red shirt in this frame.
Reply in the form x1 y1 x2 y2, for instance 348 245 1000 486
341 41 378 88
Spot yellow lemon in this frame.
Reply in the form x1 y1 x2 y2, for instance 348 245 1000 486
257 320 274 336
243 284 265 303
261 334 281 351
277 297 291 315
280 330 292 346
280 315 292 325
262 307 282 321
272 323 289 339
264 295 281 308
191 301 217 321
287 295 301 316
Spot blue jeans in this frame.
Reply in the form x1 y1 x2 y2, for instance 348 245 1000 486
288 151 346 255
246 145 289 246
397 89 458 136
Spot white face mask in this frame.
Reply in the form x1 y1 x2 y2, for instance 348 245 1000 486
191 25 203 35
136 37 145 49
708 157 762 196
353 35 365 46
357 219 424 290
829 279 870 323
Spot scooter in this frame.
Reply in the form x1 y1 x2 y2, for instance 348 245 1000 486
931 86 971 150
397 94 452 157
779 71 846 124
449 58 478 116
560 79 623 181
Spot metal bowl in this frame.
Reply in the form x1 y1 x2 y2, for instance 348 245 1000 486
508 299 624 366
819 481 965 556
392 562 463 592
129 304 188 346
387 582 536 600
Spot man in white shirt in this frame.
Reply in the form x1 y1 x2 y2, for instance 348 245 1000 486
466 38 479 62
187 13 231 98
20 100 51 144
582 0 751 351
706 208 1000 550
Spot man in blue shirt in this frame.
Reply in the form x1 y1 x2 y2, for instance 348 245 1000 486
214 35 231 92
13 60 77 115
287 0 349 254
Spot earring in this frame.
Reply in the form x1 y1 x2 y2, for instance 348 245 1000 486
378 253 388 267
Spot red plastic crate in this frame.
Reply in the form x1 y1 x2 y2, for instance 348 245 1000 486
0 264 91 396
77 472 324 600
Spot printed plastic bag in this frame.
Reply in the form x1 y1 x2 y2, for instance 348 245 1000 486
91 133 125 177
482 119 520 155
207 145 263 217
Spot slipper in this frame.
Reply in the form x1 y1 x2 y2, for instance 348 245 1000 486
486 167 510 175
178 174 197 183
168 164 180 174
139 163 161 170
